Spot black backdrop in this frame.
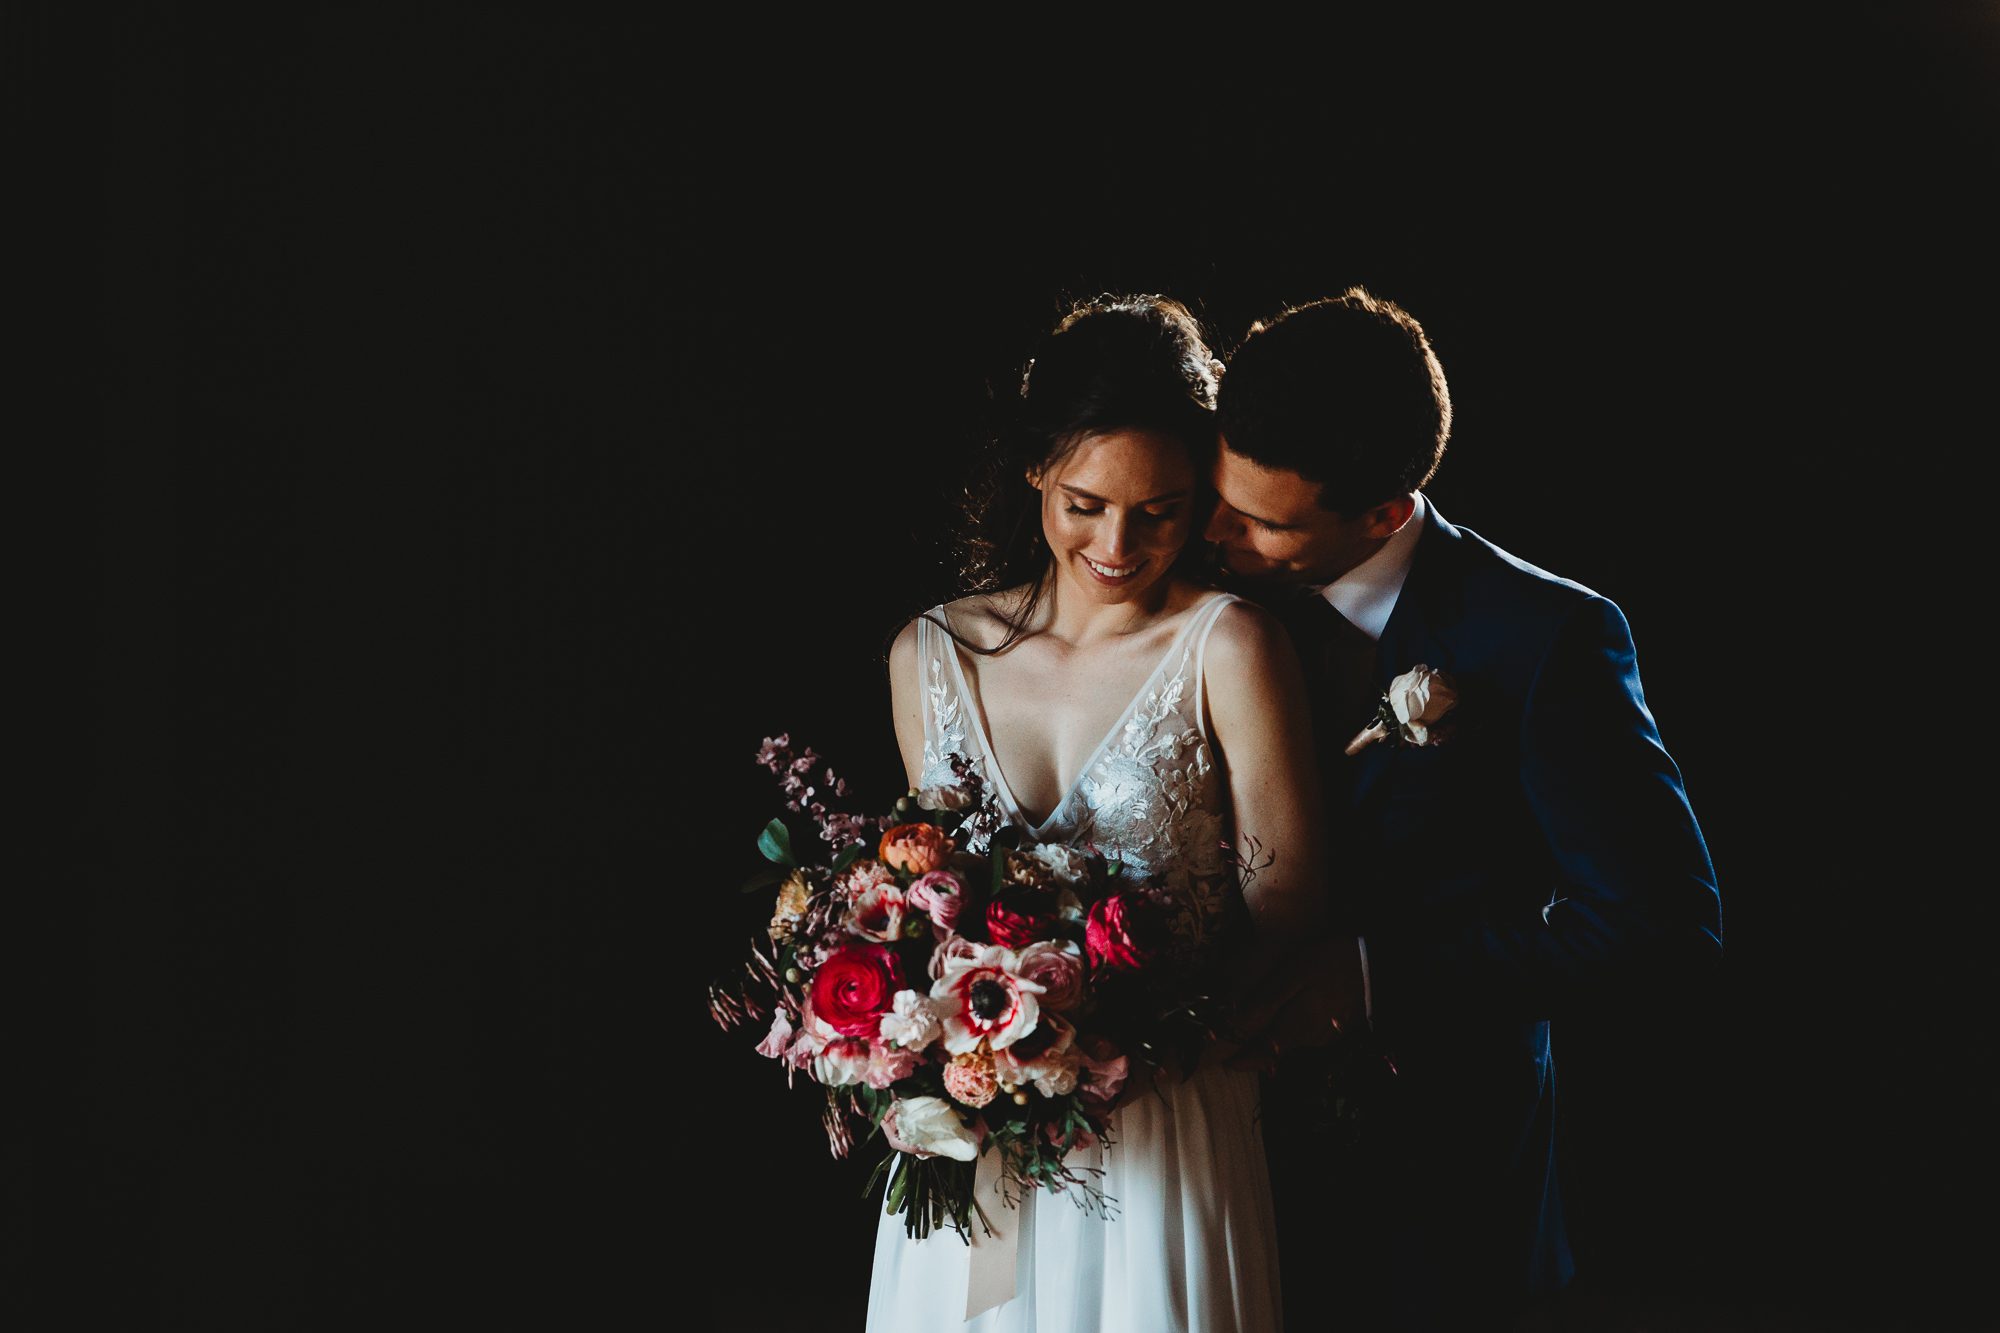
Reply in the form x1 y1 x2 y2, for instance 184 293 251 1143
72 7 1996 1331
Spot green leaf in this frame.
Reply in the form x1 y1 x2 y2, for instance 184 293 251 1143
864 1150 894 1201
740 863 789 895
830 840 867 874
757 818 795 867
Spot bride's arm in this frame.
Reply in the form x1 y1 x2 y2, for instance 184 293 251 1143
1203 602 1364 1046
887 619 926 788
1204 602 1327 952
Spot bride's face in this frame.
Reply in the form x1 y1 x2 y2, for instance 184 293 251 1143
1031 429 1198 604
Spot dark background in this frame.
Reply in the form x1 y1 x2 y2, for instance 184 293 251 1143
68 6 1995 1331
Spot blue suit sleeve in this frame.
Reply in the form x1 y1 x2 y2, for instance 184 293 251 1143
1369 595 1723 1021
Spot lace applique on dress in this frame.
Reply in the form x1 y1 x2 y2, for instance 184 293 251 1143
913 596 1242 953
917 615 1003 853
921 653 968 785
1072 646 1232 952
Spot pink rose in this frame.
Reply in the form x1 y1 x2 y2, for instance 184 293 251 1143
810 944 905 1037
1075 1034 1130 1108
929 933 984 982
1085 893 1160 972
1016 940 1086 1012
906 871 967 931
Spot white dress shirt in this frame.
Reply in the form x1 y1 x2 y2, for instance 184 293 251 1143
1314 490 1428 640
1314 490 1428 1020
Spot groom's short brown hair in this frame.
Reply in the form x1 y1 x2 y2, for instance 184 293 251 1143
1217 287 1451 516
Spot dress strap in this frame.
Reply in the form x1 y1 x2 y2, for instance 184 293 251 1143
915 606 973 780
1190 592 1245 740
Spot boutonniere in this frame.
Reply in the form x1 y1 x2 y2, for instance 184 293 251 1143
1345 665 1460 756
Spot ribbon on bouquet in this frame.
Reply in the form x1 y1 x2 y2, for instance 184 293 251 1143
963 1148 1020 1319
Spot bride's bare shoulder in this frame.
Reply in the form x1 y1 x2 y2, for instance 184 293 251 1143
889 586 1031 672
911 588 1031 649
1199 595 1296 678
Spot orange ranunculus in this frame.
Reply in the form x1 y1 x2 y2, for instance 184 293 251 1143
879 822 955 876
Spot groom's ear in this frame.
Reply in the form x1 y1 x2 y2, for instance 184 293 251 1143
1361 495 1418 540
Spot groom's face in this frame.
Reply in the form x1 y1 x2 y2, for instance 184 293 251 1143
1206 442 1384 586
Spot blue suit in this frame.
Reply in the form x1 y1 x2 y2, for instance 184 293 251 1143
1271 502 1722 1329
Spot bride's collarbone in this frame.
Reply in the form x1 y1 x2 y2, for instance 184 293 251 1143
969 618 1174 703
962 605 1214 820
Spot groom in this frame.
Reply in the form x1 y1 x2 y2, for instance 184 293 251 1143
1211 289 1722 1331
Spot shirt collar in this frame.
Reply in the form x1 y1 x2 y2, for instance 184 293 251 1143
1315 491 1428 641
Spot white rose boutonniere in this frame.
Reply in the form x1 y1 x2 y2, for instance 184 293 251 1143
1345 664 1460 755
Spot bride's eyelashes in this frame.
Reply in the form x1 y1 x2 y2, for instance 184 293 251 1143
1063 503 1183 522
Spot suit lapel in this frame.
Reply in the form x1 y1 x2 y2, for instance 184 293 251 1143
1347 502 1465 812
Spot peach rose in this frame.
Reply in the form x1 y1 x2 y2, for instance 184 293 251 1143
880 823 956 876
943 1050 1000 1108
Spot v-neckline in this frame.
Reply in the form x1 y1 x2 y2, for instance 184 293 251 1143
942 594 1228 835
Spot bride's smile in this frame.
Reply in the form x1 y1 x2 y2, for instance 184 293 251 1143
1031 427 1196 610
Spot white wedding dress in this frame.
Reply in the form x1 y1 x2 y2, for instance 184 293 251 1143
866 592 1284 1333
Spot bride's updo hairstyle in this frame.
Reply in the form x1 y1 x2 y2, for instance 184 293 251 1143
953 294 1223 654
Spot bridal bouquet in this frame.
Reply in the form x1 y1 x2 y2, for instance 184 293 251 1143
709 736 1226 1241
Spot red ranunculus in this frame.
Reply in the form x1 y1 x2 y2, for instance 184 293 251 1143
986 891 1057 950
810 944 905 1037
1084 892 1158 971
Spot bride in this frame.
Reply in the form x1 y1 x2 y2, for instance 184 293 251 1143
868 295 1330 1332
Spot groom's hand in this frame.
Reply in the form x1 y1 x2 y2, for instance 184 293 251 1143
1224 933 1366 1073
